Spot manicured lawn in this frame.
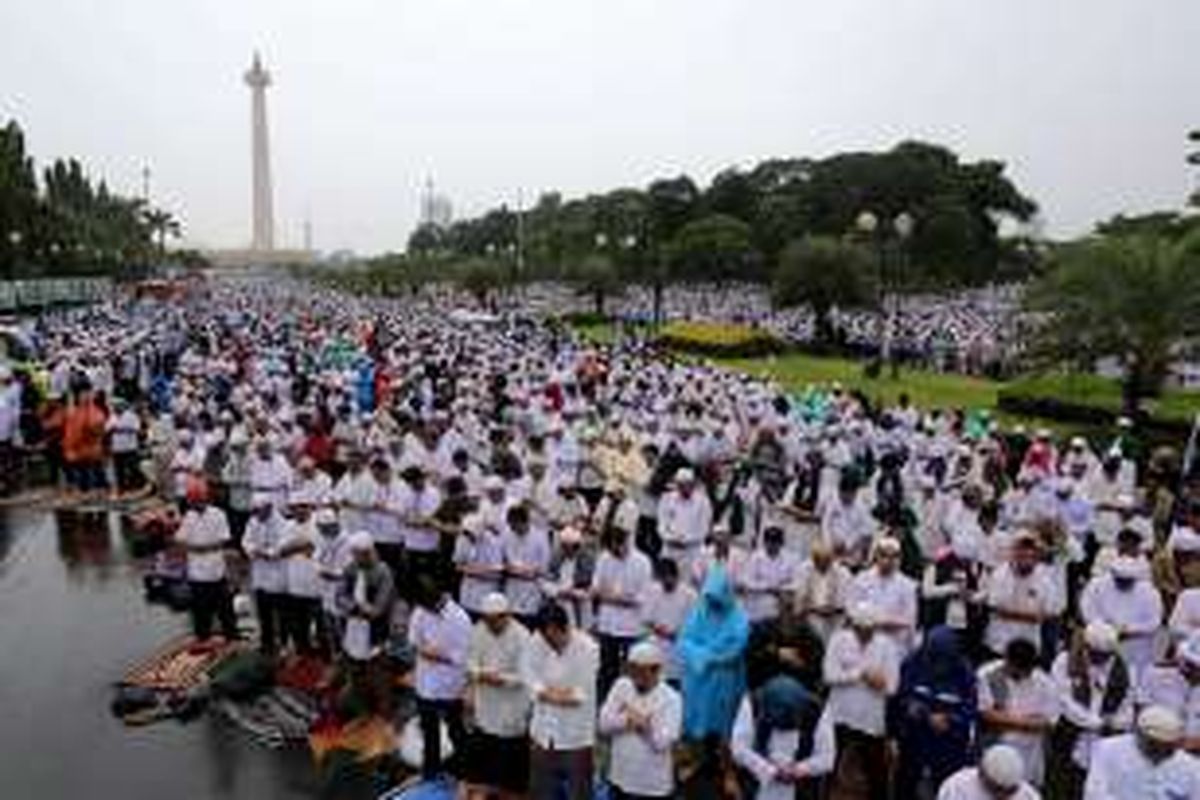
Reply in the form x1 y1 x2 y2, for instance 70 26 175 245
719 353 1002 413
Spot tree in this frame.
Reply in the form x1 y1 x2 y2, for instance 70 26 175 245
142 207 182 260
568 253 621 315
772 236 876 342
455 257 508 310
666 213 757 282
1026 233 1200 414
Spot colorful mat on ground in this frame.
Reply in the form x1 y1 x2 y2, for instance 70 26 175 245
310 715 398 765
119 636 244 690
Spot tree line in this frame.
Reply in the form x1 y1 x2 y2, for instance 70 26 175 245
0 119 185 279
398 140 1040 316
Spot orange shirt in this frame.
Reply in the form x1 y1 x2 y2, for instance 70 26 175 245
62 401 107 464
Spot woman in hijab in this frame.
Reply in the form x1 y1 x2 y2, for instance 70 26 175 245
679 565 751 741
890 625 977 797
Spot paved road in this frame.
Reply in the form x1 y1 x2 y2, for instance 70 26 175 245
0 506 319 799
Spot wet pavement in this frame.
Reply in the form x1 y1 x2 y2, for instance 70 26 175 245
0 506 320 799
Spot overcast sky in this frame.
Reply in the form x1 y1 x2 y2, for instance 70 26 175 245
2 0 1198 254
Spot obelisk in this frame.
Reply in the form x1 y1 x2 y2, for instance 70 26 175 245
244 52 275 252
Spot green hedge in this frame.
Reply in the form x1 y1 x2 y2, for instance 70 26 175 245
658 321 784 358
998 373 1200 435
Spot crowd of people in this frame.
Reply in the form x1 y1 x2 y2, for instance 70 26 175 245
4 278 1200 799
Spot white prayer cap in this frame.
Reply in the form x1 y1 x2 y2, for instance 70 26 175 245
250 492 274 509
1035 428 1052 439
1138 705 1185 743
480 593 510 616
874 536 902 557
918 474 937 490
628 641 665 667
1070 436 1088 449
559 526 583 545
1084 621 1118 654
1180 634 1200 670
1118 416 1134 428
349 531 375 553
676 468 696 484
848 601 879 627
315 508 338 526
484 475 505 491
979 744 1025 789
1169 526 1200 553
1110 556 1142 579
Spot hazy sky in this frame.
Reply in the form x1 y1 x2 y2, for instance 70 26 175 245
2 0 1198 254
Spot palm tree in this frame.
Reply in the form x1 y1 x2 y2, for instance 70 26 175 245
141 208 182 261
1026 233 1200 414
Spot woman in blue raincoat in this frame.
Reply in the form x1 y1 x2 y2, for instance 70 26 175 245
678 565 750 740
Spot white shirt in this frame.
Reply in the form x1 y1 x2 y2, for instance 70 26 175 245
731 700 835 800
849 568 919 652
408 599 471 702
592 549 653 638
1050 651 1134 768
454 527 505 613
367 477 404 546
984 563 1059 655
399 483 442 553
792 560 853 641
315 531 354 613
1080 574 1164 674
937 768 1041 800
281 518 321 598
657 489 713 554
641 582 698 681
977 662 1060 785
175 506 230 582
523 629 600 750
249 454 293 506
1138 665 1200 740
290 471 332 508
106 410 141 453
467 619 531 738
243 511 288 593
502 525 551 616
820 497 875 566
1084 733 1200 800
739 548 799 623
822 629 900 736
599 678 682 797
333 468 374 534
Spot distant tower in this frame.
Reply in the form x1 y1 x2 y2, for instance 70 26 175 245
244 52 275 251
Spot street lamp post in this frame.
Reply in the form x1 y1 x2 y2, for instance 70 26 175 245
856 210 914 377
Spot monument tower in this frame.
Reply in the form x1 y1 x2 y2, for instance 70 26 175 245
244 52 274 251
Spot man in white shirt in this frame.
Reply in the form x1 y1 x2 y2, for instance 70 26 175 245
592 526 653 699
641 558 697 684
656 468 713 580
107 398 142 493
822 602 900 800
464 593 531 800
398 464 443 571
738 527 798 627
524 601 600 800
1084 705 1200 799
279 502 322 656
1079 556 1164 677
978 638 1060 787
984 533 1059 659
792 543 853 642
598 642 682 800
174 485 238 642
242 495 288 655
732 672 836 800
249 437 293 509
936 744 1042 800
1047 621 1134 798
313 508 353 655
849 536 919 653
1138 634 1200 755
820 476 875 569
501 503 551 624
407 575 471 780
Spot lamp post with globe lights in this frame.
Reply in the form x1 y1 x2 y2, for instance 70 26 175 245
856 210 915 377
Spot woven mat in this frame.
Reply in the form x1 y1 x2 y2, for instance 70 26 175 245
119 636 244 690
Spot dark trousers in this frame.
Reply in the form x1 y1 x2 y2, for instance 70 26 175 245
68 460 107 492
227 508 250 546
113 451 142 492
376 542 407 592
255 590 287 654
416 697 467 779
598 633 636 700
529 746 593 800
281 594 320 656
833 725 888 800
189 579 239 641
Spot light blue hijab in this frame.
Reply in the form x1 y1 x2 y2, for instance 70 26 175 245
678 565 750 739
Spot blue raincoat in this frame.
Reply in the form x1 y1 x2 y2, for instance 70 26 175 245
678 566 750 739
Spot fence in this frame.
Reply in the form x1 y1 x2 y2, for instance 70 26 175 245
0 278 113 312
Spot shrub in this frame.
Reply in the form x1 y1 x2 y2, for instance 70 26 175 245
658 321 784 358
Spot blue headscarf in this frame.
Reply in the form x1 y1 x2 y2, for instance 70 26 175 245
678 566 750 739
